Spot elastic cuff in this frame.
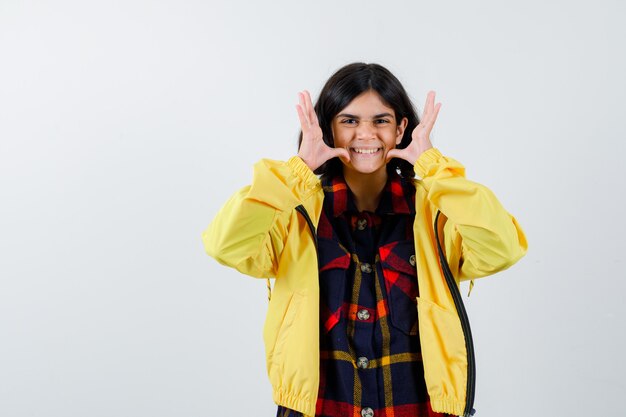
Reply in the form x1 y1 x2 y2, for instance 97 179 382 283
413 147 443 178
273 388 315 417
287 155 321 190
430 398 466 416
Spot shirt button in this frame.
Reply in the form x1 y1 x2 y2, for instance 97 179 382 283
409 254 416 266
360 263 372 273
361 407 374 417
357 218 368 230
356 356 369 369
357 309 370 321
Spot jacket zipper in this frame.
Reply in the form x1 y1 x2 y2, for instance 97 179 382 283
434 210 476 417
295 204 318 252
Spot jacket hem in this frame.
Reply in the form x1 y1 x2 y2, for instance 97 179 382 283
273 388 316 417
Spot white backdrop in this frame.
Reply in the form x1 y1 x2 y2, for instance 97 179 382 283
1 0 624 416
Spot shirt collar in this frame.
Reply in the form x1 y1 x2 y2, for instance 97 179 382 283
321 171 415 218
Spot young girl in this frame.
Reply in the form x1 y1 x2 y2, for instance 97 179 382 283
202 63 527 417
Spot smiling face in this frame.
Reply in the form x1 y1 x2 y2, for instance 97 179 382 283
331 90 408 177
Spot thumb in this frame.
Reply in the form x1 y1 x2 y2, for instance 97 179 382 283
332 147 351 164
385 148 403 163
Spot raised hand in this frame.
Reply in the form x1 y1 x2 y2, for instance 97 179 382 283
296 90 350 172
386 90 442 165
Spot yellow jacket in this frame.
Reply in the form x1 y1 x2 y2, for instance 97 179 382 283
202 148 527 417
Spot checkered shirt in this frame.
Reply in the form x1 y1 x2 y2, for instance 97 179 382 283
276 171 451 417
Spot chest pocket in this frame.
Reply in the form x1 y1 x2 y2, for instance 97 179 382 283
317 237 351 334
379 240 419 335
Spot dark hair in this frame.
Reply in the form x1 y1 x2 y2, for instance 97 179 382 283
297 62 420 180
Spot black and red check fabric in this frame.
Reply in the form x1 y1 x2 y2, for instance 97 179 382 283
276 171 450 417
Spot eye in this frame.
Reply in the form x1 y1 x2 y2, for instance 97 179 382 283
340 118 357 125
375 119 391 124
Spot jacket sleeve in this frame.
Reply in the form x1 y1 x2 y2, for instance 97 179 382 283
201 156 321 278
414 148 528 281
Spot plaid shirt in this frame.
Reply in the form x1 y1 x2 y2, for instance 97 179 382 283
276 171 451 417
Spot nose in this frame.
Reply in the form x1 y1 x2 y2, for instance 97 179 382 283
355 120 377 140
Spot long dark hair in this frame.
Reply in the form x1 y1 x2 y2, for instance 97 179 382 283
297 62 420 180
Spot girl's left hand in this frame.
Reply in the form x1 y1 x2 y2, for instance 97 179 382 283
386 90 442 164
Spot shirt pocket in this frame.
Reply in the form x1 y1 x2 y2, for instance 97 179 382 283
379 240 419 336
318 237 351 334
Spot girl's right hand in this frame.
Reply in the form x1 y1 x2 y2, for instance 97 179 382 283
296 90 350 172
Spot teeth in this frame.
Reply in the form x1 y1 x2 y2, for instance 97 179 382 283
352 148 380 154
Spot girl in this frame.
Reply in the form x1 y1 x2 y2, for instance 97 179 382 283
202 63 527 417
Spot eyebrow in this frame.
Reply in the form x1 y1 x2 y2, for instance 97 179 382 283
336 112 395 119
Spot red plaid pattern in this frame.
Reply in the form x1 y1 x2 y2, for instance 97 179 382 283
277 172 450 417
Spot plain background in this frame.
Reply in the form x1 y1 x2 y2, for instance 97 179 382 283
1 0 625 416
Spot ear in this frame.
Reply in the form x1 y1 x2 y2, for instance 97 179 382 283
395 117 408 145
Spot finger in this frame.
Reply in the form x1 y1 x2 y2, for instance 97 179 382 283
432 102 442 123
305 90 320 126
310 103 320 126
302 90 311 117
298 93 310 126
424 102 442 130
429 90 436 102
422 90 435 119
296 104 309 130
304 90 316 123
422 92 439 127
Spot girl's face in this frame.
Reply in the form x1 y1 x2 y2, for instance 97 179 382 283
331 90 408 177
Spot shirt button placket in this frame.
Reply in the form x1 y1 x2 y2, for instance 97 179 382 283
353 213 376 417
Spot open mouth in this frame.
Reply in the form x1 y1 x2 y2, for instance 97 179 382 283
349 147 383 157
